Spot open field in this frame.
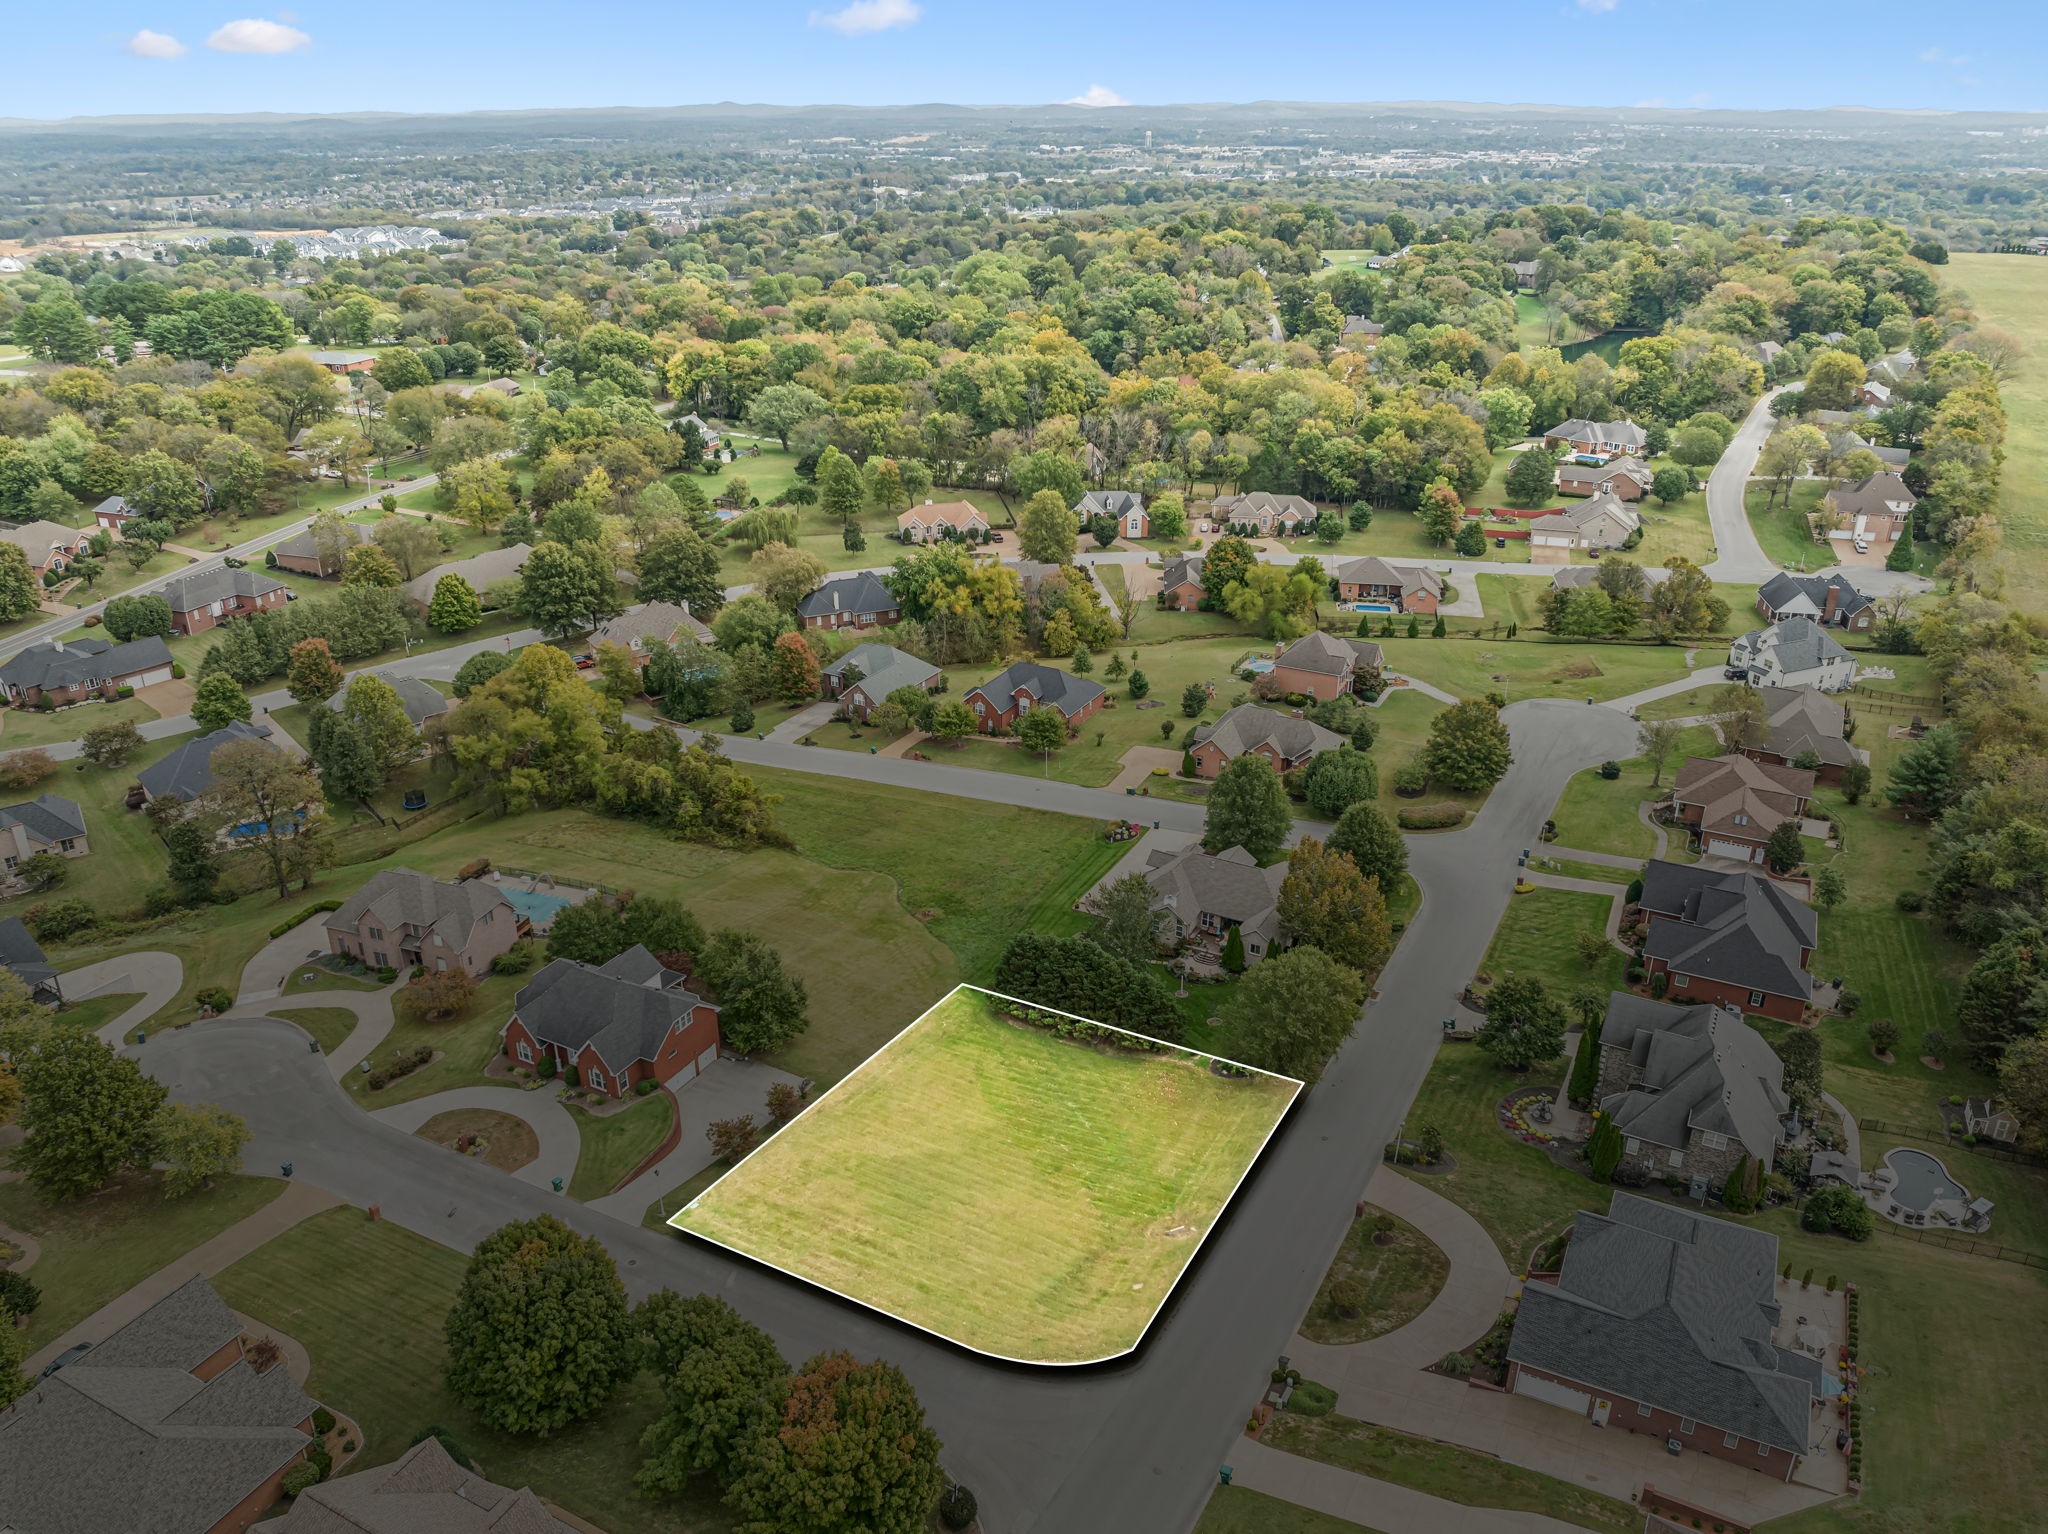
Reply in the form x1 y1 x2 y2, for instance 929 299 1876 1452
1367 635 1695 704
1948 253 2048 613
674 984 1299 1363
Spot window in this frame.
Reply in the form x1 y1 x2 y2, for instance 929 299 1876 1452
1673 974 1690 988
1624 1137 1640 1154
1678 1418 1696 1435
368 927 382 941
1636 1401 1652 1418
1667 1149 1683 1167
1749 990 1765 1007
59 839 74 852
435 958 447 972
372 951 387 967
1701 1131 1728 1151
587 1066 606 1090
516 1040 532 1063
1724 1430 1741 1448
973 699 986 715
1757 1440 1771 1456
480 911 492 926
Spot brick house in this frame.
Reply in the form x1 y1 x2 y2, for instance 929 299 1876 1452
963 660 1106 735
1143 842 1290 965
1755 571 1874 631
0 519 96 578
137 720 278 807
587 601 714 662
1211 491 1317 537
324 867 521 977
1555 456 1654 501
306 349 377 374
1743 685 1860 785
90 493 137 532
897 500 989 543
0 1275 321 1534
1074 490 1148 539
0 793 89 873
1506 1194 1817 1482
1340 315 1386 346
1670 754 1815 865
0 634 174 706
1594 993 1790 1186
1331 555 1441 615
1542 418 1649 460
795 570 901 631
501 945 721 1098
1188 704 1345 779
1637 860 1816 1022
1269 631 1384 702
822 642 940 721
1821 472 1914 544
269 521 364 577
1158 552 1205 610
159 567 288 637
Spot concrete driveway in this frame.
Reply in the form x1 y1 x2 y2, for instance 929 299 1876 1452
371 1084 582 1192
59 950 185 1044
587 1055 809 1225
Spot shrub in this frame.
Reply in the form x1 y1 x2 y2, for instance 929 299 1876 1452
1837 989 1863 1015
1286 1378 1338 1416
0 1269 41 1319
1598 760 1621 780
1895 889 1926 913
281 1463 323 1497
634 1078 658 1096
171 663 185 679
1802 1184 1876 1241
311 1407 337 1436
376 965 398 983
1391 763 1428 795
0 749 58 791
23 899 97 942
407 1426 474 1470
194 986 235 1013
490 942 538 976
1397 802 1465 830
115 685 135 700
938 1485 979 1532
1435 1351 1473 1377
1649 972 1670 999
1328 1278 1367 1318
270 899 344 939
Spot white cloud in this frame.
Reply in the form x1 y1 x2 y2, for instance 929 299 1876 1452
1062 85 1131 108
1577 0 1619 11
206 18 312 53
808 0 920 35
124 29 187 59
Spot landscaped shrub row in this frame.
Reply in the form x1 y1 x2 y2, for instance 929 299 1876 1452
367 1047 435 1091
270 898 344 939
997 1001 1166 1054
1397 803 1465 830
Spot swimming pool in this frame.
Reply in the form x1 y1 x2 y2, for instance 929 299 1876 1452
504 889 572 928
1350 602 1397 614
1237 655 1275 675
1883 1147 1967 1211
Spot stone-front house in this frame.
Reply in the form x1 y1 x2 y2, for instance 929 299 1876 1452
823 642 941 721
1729 615 1857 693
1542 418 1649 461
1188 704 1345 780
1755 572 1874 631
588 601 714 661
963 661 1106 735
1528 489 1640 551
501 945 721 1098
1555 455 1654 501
1143 843 1289 965
324 867 521 977
0 793 89 872
1638 860 1816 1022
1331 555 1442 614
1670 754 1815 865
1158 553 1205 611
795 570 901 632
1211 491 1317 537
0 1275 321 1534
897 500 989 543
1506 1195 1817 1482
1822 472 1915 544
1594 993 1790 1186
1074 489 1148 539
0 634 174 706
1269 631 1384 702
269 521 364 577
1744 685 1859 785
0 519 96 578
160 567 289 637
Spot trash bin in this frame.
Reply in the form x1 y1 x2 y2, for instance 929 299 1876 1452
1218 1465 1233 1486
551 1176 564 1193
1126 786 1135 795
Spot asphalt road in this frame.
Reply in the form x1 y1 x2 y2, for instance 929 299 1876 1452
1703 386 1789 584
136 695 1639 1533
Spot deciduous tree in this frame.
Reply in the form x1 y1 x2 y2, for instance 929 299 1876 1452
190 672 252 734
1202 754 1292 862
699 930 809 1055
1223 945 1366 1085
285 637 344 704
8 1028 167 1198
1477 975 1567 1071
1278 839 1392 974
1420 699 1512 790
1326 801 1407 889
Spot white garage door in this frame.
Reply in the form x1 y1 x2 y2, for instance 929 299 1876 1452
1514 1371 1591 1414
131 666 173 689
1706 838 1758 862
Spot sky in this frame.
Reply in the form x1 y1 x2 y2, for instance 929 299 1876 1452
5 2 2043 121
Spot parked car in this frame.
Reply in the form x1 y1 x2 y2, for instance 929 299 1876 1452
1724 666 1748 681
574 653 595 670
40 1343 91 1378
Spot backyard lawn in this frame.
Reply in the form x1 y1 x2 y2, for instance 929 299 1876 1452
674 984 1299 1363
569 1092 675 1201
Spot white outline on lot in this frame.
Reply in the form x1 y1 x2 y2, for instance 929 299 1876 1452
669 981 1304 1367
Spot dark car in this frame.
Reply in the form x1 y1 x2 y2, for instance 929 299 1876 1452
1724 666 1748 682
40 1342 91 1378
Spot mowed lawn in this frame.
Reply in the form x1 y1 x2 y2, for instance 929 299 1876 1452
674 985 1298 1363
1949 253 2048 614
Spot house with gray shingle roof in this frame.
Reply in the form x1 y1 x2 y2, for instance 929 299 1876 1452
0 913 59 1001
502 945 721 1098
1159 552 1205 610
1822 471 1915 545
795 571 900 632
1506 1194 1818 1478
1756 572 1874 632
325 670 450 730
270 519 364 578
0 634 175 706
1331 555 1442 614
1211 491 1317 538
587 601 714 662
0 1275 320 1534
1189 704 1345 780
1744 685 1859 784
1543 418 1648 459
1729 615 1856 693
0 518 95 578
1594 994 1790 1185
0 792 88 872
823 643 940 721
1638 859 1816 1022
1555 455 1655 502
1073 490 1149 539
1529 489 1640 551
964 661 1106 735
137 720 276 806
1671 754 1814 865
1269 631 1385 702
269 1434 574 1534
324 867 519 978
159 566 289 637
402 543 531 611
1144 843 1290 966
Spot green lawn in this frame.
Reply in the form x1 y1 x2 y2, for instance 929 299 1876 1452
0 693 161 750
4 735 184 926
270 1005 360 1056
1368 636 1695 705
1947 254 2048 615
0 1174 286 1350
1745 480 1831 572
568 1092 675 1201
1194 1487 1385 1534
212 1208 734 1534
1547 724 1714 859
1478 888 1627 1003
53 989 142 1035
1298 1206 1449 1346
675 984 1299 1363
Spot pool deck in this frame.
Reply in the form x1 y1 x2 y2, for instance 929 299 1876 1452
1861 1146 1986 1233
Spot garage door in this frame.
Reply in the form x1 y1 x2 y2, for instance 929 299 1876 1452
1706 838 1757 861
132 667 173 689
1514 1371 1591 1414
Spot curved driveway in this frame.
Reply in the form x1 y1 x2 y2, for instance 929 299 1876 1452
59 951 185 1045
370 1084 581 1191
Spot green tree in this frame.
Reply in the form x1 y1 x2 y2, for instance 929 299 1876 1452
1150 492 1188 541
285 637 344 705
453 651 513 698
1081 872 1166 966
444 1215 636 1435
1417 479 1462 545
1477 976 1567 1071
373 348 435 393
768 631 822 704
635 1294 788 1494
1203 755 1292 862
712 594 789 654
124 449 205 527
1300 746 1378 819
1326 802 1407 889
1762 819 1806 874
427 573 485 634
77 718 145 768
343 543 404 588
1802 350 1867 412
151 1102 249 1198
1886 724 1960 819
164 819 220 904
1566 992 1606 1108
1181 681 1209 718
1223 945 1366 1085
1421 699 1512 790
9 1028 167 1198
1019 488 1077 566
1643 558 1727 643
340 673 419 776
190 672 253 734
102 593 173 641
744 383 829 450
699 930 809 1055
1220 924 1247 973
928 699 976 744
1278 839 1392 974
1651 466 1693 504
1585 1113 1624 1181
638 527 725 616
1504 446 1558 507
198 739 323 900
521 540 623 636
817 447 866 526
749 542 827 614
1839 761 1872 804
1996 1035 2048 1158
1200 535 1257 608
1017 707 1066 755
0 546 37 624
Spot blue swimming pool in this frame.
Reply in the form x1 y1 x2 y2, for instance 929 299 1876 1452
504 889 572 927
1883 1147 1967 1211
1350 602 1397 614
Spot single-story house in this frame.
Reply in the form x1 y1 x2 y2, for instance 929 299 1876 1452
1506 1194 1818 1480
0 1275 320 1534
1595 993 1790 1185
1728 615 1857 693
502 945 721 1098
325 867 521 977
325 670 451 730
1340 314 1386 347
588 601 714 661
1543 418 1649 460
138 720 277 806
795 570 900 632
269 520 365 578
823 642 941 720
1829 427 1910 470
1189 704 1345 779
89 494 137 532
402 542 530 611
1754 339 1784 369
1332 555 1442 614
897 500 989 543
307 349 377 374
1755 572 1874 631
1144 842 1289 965
1822 471 1915 544
0 634 174 706
0 792 88 871
160 567 289 637
0 913 59 1001
1211 492 1317 538
1671 754 1815 864
964 661 1107 734
1529 489 1640 551
0 519 96 578
1159 552 1205 611
1638 859 1816 1022
1744 684 1859 784
1074 490 1149 539
1508 260 1542 291
269 1435 573 1533
1269 631 1385 702
1555 456 1654 501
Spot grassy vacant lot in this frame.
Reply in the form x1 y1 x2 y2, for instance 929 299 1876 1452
1479 888 1626 1002
675 985 1299 1363
214 1208 734 1534
1194 1487 1384 1534
1949 253 2048 614
1367 635 1694 705
568 1092 674 1201
1298 1205 1449 1346
0 1174 284 1350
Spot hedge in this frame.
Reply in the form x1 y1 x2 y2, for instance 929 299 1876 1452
1397 802 1466 830
271 899 344 939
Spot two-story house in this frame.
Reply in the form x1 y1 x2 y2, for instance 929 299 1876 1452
501 944 722 1098
1158 552 1205 611
1074 490 1149 539
1729 616 1858 693
1670 754 1815 865
1638 860 1817 1022
1594 993 1790 1186
1210 492 1317 538
323 867 521 977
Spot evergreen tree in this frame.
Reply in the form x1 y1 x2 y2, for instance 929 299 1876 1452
1326 802 1407 889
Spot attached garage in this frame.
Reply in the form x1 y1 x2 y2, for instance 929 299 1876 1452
129 665 174 690
1705 838 1762 862
1512 1369 1591 1415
